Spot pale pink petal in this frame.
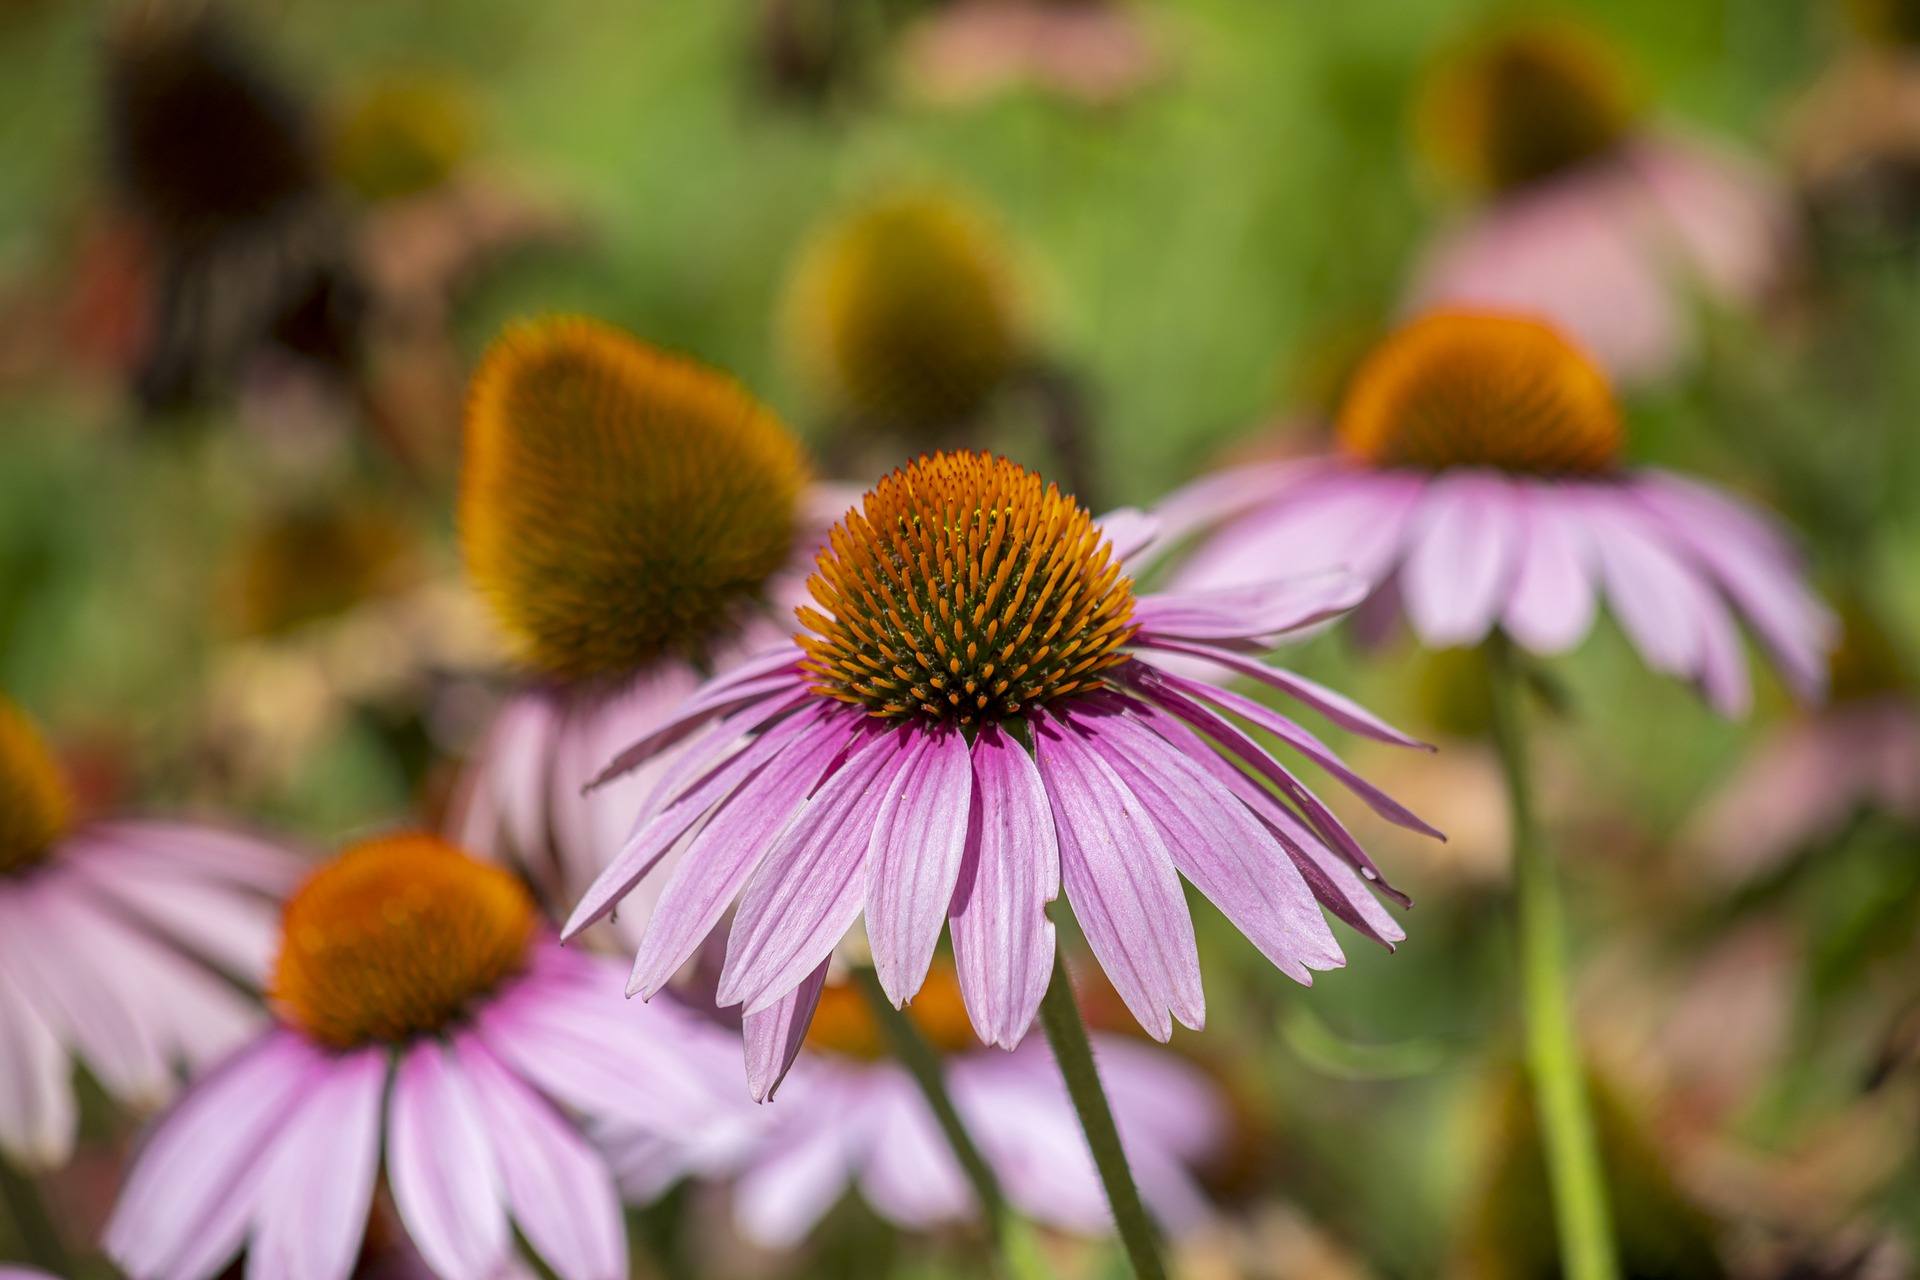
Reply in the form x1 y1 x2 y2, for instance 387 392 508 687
857 1069 974 1228
1032 715 1203 1041
719 727 910 1015
949 724 1059 1050
1131 573 1367 644
743 959 829 1103
63 856 282 983
1092 1035 1229 1167
733 1075 868 1247
1095 507 1160 562
246 1048 386 1280
453 691 562 865
1578 492 1706 680
78 821 306 897
387 1042 510 1280
1400 469 1522 648
867 724 974 1006
1131 637 1428 747
1142 458 1317 556
1501 482 1598 654
1625 135 1790 305
1172 470 1424 595
457 1036 625 1280
106 1030 322 1280
0 966 73 1168
591 652 808 785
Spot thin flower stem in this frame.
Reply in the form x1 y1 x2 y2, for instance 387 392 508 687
1037 951 1166 1280
851 965 1051 1280
1485 633 1620 1280
0 1157 71 1276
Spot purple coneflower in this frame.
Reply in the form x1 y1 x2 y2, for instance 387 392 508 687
0 698 300 1169
606 964 1226 1247
106 832 744 1280
1407 19 1791 386
571 449 1433 1098
450 316 836 937
1161 310 1834 717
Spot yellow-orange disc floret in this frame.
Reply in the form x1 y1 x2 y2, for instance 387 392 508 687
805 963 979 1060
787 194 1018 433
1421 21 1637 193
462 317 809 684
798 452 1135 726
0 700 71 876
1339 312 1623 476
272 833 536 1048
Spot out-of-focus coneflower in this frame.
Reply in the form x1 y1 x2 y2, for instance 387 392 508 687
451 316 830 937
105 8 360 413
0 697 300 1173
605 961 1226 1247
1153 309 1831 1280
106 832 745 1280
900 0 1163 108
573 449 1432 1275
328 76 475 205
1689 601 1919 887
225 500 414 639
1407 20 1791 386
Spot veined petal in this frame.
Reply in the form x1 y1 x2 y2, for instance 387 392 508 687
949 723 1059 1049
589 652 807 787
867 724 974 1006
743 959 830 1103
1129 636 1428 749
1172 470 1423 595
388 1042 511 1280
1033 715 1202 1041
1132 572 1367 644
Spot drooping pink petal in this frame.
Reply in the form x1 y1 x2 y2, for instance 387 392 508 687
387 1042 511 1280
719 727 911 1015
1624 135 1789 305
625 712 851 998
733 1075 869 1247
743 959 830 1103
450 690 562 865
867 724 974 1006
1085 707 1342 982
457 1036 625 1280
1032 715 1203 1041
106 1031 322 1280
857 1069 975 1228
63 853 282 983
590 653 808 786
1172 470 1424 596
1129 637 1428 748
1400 469 1522 648
0 967 71 1168
1579 490 1709 682
1095 508 1160 562
1143 458 1318 556
949 723 1059 1050
1131 573 1367 645
77 821 306 897
246 1048 386 1280
1501 481 1598 654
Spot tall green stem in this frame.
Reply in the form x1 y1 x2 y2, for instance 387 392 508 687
1037 952 1166 1280
851 966 1050 1280
0 1158 71 1276
1484 634 1619 1280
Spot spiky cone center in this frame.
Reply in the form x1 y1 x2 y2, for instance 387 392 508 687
806 963 977 1060
790 194 1018 433
1339 312 1623 475
798 452 1136 726
272 834 536 1049
1422 22 1637 193
462 317 809 684
0 702 71 876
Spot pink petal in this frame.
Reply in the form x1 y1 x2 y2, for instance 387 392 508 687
1086 709 1342 982
949 724 1059 1050
733 1075 868 1247
1130 637 1427 748
1400 469 1522 648
77 821 306 897
1143 458 1316 556
1501 482 1598 654
624 710 848 998
387 1043 510 1280
106 1031 321 1280
867 724 974 1006
1095 507 1160 562
590 652 808 786
64 854 282 984
246 1048 386 1280
451 691 562 865
1579 491 1708 681
719 727 910 1015
457 1036 626 1280
858 1069 975 1228
1033 715 1203 1041
1173 470 1423 596
743 959 830 1102
1131 572 1367 644
1625 135 1789 304
0 966 71 1168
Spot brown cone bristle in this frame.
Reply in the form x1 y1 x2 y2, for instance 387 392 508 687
797 451 1135 726
1339 312 1622 476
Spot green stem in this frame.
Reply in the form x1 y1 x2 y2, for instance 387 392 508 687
0 1158 71 1276
852 966 1051 1280
1036 952 1166 1280
1484 634 1619 1280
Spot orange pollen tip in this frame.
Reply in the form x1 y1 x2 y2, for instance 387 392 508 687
0 701 71 877
461 315 809 685
1338 311 1623 476
271 833 536 1049
804 963 978 1060
796 451 1136 726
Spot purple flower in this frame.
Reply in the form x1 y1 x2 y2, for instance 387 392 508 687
106 833 745 1280
1157 311 1835 717
0 698 302 1169
571 450 1433 1098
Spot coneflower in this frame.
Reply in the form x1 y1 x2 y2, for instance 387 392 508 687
1407 19 1790 386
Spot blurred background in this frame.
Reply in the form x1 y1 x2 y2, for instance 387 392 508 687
2 0 1919 1276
